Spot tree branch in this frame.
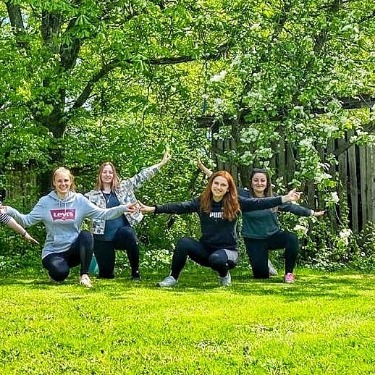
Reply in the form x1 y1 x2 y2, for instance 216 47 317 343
70 42 231 112
195 95 375 128
5 2 29 49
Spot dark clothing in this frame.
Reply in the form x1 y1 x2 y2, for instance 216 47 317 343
92 192 139 279
244 232 298 278
238 188 312 239
155 195 283 252
0 213 11 224
171 237 239 279
238 188 311 278
155 195 283 279
96 192 128 241
42 230 93 281
94 226 139 279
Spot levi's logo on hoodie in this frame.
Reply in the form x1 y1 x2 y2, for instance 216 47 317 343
50 209 76 221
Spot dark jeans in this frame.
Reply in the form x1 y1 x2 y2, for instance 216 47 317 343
170 236 239 279
94 226 139 278
42 230 93 282
244 231 299 279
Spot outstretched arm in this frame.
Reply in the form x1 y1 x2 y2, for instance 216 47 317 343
139 198 199 215
311 210 325 217
240 189 301 212
197 159 213 178
138 202 156 214
6 217 39 244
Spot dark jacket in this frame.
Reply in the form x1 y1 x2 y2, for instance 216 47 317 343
155 195 283 251
238 188 312 239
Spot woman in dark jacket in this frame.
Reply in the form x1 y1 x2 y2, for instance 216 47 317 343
140 170 300 287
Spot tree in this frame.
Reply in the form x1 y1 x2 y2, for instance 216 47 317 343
0 0 227 192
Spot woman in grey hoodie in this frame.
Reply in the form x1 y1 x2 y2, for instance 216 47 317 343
3 167 136 288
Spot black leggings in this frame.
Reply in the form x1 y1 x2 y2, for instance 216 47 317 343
244 230 299 278
94 226 139 278
170 236 239 279
42 230 93 282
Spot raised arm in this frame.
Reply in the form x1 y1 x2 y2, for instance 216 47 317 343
154 150 172 169
197 159 213 178
127 150 172 190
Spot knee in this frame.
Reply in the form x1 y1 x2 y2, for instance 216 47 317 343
49 265 70 282
53 270 70 282
208 252 225 268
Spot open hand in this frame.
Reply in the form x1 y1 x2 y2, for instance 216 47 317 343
137 201 156 213
24 233 39 244
283 188 301 203
161 150 172 166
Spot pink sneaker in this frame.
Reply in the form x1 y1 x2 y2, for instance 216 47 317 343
284 273 295 284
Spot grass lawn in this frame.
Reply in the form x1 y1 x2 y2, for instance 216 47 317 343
0 267 374 374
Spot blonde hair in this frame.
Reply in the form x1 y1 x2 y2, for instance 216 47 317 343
52 167 76 191
95 162 120 191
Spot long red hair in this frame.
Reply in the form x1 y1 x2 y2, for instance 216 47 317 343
200 171 240 221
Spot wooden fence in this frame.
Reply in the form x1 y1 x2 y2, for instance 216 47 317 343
211 132 375 233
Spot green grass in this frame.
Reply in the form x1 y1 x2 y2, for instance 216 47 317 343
0 267 374 374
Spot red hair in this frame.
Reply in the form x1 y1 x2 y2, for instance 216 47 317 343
200 171 240 221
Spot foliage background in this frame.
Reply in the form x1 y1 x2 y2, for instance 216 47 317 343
0 0 374 271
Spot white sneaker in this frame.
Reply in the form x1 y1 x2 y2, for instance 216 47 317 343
157 275 177 287
219 272 231 286
79 274 92 288
268 260 278 276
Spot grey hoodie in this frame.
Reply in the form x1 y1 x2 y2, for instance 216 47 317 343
7 191 130 258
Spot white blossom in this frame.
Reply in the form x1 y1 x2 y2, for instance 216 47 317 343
331 192 340 204
210 70 227 82
339 228 352 239
294 224 308 235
